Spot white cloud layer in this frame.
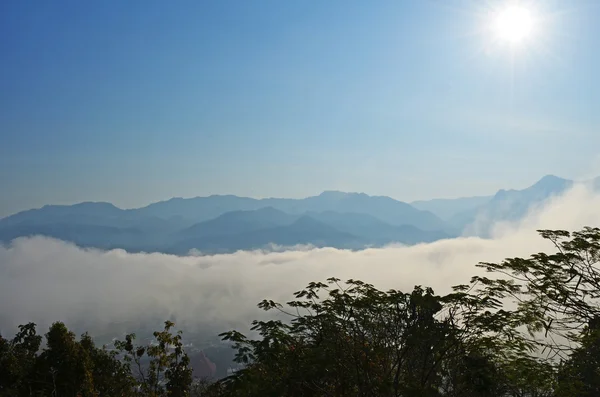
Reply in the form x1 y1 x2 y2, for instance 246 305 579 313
1 185 600 340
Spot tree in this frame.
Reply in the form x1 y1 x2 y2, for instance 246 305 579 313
0 320 193 397
36 322 96 396
555 318 600 397
115 320 193 397
79 332 136 396
470 227 600 395
0 323 42 396
211 278 541 396
475 227 600 353
0 321 139 397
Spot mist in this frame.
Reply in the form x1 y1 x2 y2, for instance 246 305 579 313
2 184 600 340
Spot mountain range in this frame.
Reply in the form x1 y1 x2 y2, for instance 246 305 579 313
0 175 594 254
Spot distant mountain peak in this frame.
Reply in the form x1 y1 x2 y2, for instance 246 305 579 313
317 191 370 199
40 201 118 209
318 190 351 198
72 201 119 209
528 174 571 192
207 194 240 198
215 206 287 220
494 188 516 196
534 174 567 185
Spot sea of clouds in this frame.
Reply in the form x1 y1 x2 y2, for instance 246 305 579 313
2 184 600 340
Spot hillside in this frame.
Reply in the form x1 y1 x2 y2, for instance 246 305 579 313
0 192 450 254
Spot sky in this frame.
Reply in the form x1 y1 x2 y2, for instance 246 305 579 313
1 0 599 217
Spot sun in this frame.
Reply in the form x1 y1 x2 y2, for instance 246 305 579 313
492 5 535 45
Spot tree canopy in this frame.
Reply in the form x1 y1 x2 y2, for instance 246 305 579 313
3 227 600 396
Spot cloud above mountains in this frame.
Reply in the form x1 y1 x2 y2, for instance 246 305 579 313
1 185 599 339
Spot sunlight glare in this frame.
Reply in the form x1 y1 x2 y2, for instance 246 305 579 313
492 5 535 44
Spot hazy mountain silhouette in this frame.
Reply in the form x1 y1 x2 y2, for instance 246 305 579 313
450 175 574 233
0 201 188 232
0 176 588 253
0 202 123 227
290 191 446 231
0 223 144 250
136 195 260 222
307 211 450 245
132 191 445 231
162 208 451 254
180 207 297 238
0 204 451 255
411 196 492 220
168 215 360 254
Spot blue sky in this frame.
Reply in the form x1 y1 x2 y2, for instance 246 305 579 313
1 0 599 216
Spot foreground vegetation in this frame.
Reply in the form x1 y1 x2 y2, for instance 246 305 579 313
3 227 600 396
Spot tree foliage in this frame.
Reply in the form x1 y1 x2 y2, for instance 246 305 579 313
114 320 193 397
4 227 600 396
0 321 192 397
208 277 547 397
475 227 600 350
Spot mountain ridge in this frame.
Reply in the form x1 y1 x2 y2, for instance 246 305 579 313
0 174 595 255
1 174 581 221
2 191 446 232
